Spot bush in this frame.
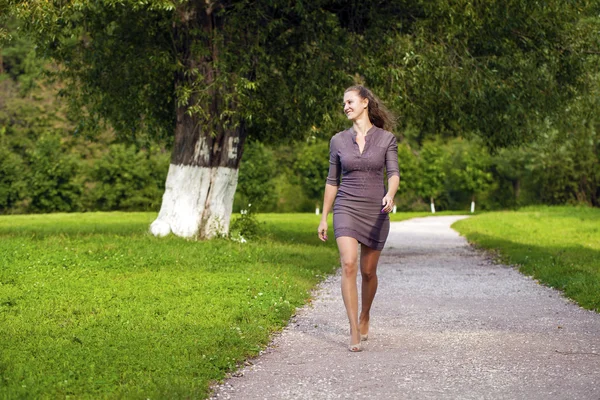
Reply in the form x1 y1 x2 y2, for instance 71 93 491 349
26 133 81 213
236 141 277 212
0 139 27 212
86 144 169 211
292 140 329 208
229 206 263 240
444 138 493 210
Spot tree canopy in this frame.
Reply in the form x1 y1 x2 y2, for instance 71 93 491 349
5 0 598 149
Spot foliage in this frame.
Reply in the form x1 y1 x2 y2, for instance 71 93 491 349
395 141 424 210
270 174 314 213
229 207 262 241
417 139 447 204
4 0 351 146
6 0 598 150
488 146 532 208
86 144 169 211
453 206 600 312
0 138 26 212
397 141 419 194
0 22 172 214
354 0 600 148
528 129 600 206
292 139 330 206
26 133 81 213
0 18 44 93
235 141 277 212
1 3 600 216
445 138 493 205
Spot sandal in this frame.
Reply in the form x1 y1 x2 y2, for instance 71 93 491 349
348 343 362 352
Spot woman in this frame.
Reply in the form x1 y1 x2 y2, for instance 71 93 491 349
318 85 399 352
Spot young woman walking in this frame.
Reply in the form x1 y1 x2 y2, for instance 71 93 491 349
318 85 399 352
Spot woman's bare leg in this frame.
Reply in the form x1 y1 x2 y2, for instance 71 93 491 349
336 236 361 346
359 244 382 338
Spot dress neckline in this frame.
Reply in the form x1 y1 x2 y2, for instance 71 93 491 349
350 126 376 156
350 125 377 138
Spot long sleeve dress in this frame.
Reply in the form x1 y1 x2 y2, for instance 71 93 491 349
326 126 400 250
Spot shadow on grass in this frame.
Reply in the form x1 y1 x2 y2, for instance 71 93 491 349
464 232 600 312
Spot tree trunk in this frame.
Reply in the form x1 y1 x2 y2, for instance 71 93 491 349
430 197 435 213
150 118 246 239
150 1 246 239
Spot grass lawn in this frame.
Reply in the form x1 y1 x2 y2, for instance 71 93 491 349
453 206 600 312
0 211 430 399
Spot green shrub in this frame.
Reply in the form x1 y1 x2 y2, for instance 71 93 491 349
26 133 81 213
229 207 263 240
0 140 27 212
292 140 329 208
236 141 277 212
86 144 169 211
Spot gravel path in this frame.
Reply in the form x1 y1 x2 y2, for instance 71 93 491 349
211 216 600 400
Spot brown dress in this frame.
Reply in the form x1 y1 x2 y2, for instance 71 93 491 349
326 126 400 250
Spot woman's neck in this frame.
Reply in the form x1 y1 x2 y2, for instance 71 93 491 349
353 116 373 137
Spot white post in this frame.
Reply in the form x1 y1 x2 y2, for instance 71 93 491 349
470 201 475 213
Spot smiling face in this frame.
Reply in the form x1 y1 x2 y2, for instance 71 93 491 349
343 90 369 121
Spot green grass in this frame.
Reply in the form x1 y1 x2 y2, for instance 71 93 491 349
0 212 339 398
0 211 436 399
453 206 600 312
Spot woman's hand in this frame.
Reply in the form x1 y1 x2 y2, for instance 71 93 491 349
317 220 328 241
381 194 394 213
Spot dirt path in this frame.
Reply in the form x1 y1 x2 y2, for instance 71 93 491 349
211 216 600 400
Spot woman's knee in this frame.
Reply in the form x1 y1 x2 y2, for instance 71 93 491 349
361 267 377 280
341 258 358 276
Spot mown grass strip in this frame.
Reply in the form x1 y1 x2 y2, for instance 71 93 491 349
453 206 600 312
0 211 432 398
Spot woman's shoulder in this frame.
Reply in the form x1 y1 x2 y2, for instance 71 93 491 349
374 127 397 143
330 129 351 145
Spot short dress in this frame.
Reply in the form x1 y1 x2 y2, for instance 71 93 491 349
326 126 400 250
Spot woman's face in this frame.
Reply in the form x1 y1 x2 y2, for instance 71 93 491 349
343 90 368 121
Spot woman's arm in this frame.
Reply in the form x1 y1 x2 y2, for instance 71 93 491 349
319 137 341 241
382 175 399 213
318 184 338 241
382 134 400 213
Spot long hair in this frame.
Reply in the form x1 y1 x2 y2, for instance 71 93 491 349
344 85 396 131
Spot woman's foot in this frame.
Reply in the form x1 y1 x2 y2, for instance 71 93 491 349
359 314 370 341
349 326 362 351
348 343 362 352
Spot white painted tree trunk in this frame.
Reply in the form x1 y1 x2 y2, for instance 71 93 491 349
151 5 246 240
471 201 475 213
430 197 436 213
150 165 239 239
